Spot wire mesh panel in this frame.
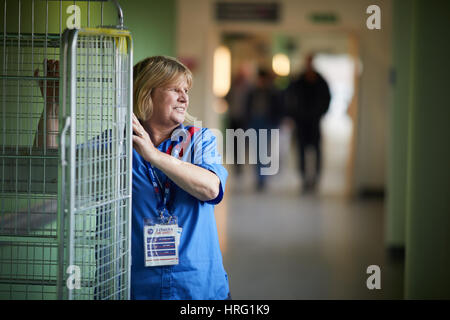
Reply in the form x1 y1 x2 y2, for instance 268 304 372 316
61 27 132 300
0 0 132 300
0 0 64 300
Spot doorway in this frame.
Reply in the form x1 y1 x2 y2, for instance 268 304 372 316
219 31 357 197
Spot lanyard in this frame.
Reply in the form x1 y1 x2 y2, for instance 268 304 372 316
146 138 185 223
145 125 199 222
147 163 170 214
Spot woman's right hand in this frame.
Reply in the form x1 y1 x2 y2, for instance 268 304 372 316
131 113 159 163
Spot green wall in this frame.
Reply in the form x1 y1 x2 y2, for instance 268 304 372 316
404 0 450 299
386 0 413 250
389 0 450 299
390 0 450 299
120 0 176 64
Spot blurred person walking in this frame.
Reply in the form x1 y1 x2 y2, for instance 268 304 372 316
287 54 331 193
245 68 282 191
225 66 251 177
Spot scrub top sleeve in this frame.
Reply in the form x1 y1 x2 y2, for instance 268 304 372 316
192 128 228 205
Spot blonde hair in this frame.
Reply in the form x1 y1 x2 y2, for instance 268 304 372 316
133 56 196 123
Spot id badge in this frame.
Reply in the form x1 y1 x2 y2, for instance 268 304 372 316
144 217 182 267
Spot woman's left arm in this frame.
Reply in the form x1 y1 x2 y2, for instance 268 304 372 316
151 150 220 202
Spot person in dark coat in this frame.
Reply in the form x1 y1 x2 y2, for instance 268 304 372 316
287 54 331 192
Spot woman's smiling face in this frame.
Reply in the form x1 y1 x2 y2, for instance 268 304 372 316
150 76 189 127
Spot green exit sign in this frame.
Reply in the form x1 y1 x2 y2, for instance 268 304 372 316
309 12 339 24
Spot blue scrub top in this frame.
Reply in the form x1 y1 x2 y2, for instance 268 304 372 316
130 124 229 300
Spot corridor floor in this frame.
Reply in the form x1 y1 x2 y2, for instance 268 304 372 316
220 166 404 300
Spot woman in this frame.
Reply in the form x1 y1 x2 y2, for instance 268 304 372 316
130 56 230 300
35 56 230 300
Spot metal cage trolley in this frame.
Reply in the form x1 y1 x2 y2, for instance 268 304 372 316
0 0 133 300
